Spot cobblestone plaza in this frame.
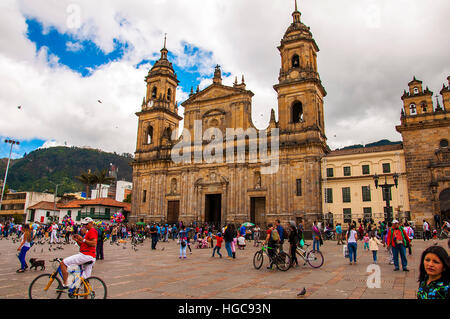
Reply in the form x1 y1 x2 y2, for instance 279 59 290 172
1 236 447 299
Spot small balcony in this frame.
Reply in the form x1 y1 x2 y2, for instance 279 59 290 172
77 212 111 221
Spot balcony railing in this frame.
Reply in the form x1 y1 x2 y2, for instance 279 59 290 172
77 212 111 221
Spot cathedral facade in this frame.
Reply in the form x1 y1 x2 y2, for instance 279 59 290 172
130 4 329 228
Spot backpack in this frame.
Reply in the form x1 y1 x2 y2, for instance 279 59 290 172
271 228 280 242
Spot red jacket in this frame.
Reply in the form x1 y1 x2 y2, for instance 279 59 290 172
386 227 411 247
215 236 223 248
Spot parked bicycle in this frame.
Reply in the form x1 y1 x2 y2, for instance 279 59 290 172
253 245 291 271
28 258 107 299
295 243 324 268
439 228 449 239
323 230 335 241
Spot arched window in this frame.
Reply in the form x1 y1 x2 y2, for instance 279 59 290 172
151 87 157 99
318 108 322 128
147 125 153 144
167 88 172 101
292 54 300 68
292 101 303 123
163 127 172 141
409 103 417 115
421 102 427 113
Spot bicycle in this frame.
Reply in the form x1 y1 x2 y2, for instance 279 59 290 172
253 245 291 271
323 231 335 241
295 243 324 268
28 258 107 299
439 228 449 239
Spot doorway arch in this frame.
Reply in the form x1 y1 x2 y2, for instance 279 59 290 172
439 188 450 220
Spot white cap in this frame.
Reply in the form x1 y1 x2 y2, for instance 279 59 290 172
81 217 94 224
392 219 399 224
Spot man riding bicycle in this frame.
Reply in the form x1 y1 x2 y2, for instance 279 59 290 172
58 217 98 291
264 223 280 269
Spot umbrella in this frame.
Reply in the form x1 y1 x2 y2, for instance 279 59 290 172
136 222 146 226
242 222 255 227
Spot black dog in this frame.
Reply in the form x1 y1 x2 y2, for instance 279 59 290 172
29 258 45 271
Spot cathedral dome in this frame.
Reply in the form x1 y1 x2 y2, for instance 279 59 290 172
147 46 178 83
281 2 316 49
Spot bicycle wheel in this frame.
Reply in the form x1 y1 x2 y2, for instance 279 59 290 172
253 250 264 270
307 250 324 268
275 251 291 271
28 274 63 299
85 276 107 299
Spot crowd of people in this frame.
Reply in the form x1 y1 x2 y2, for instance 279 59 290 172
3 215 449 299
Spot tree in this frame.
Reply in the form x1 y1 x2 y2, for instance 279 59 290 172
123 193 132 203
75 169 96 199
2 184 9 197
92 168 115 198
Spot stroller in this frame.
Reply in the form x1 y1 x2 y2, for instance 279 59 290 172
237 236 246 250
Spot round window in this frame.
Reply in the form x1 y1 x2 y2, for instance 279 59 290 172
440 139 449 148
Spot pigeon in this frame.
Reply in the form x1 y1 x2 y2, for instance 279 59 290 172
41 248 44 253
161 247 165 251
297 288 306 296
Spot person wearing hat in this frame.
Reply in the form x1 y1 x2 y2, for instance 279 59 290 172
386 219 411 272
58 217 98 291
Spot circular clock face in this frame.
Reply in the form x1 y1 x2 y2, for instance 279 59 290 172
290 70 299 79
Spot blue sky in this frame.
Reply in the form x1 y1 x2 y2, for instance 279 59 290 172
0 138 45 160
0 17 219 159
26 18 130 77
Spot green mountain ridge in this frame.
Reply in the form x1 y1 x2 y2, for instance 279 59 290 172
0 146 133 195
338 139 402 150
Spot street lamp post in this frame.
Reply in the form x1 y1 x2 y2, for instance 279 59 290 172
373 172 399 222
0 139 20 212
49 181 61 223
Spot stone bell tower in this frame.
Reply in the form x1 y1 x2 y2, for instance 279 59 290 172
396 75 450 224
272 1 329 229
135 36 182 155
273 0 327 136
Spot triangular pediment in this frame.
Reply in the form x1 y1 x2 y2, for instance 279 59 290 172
182 84 251 106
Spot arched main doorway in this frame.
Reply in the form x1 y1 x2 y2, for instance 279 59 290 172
439 188 450 220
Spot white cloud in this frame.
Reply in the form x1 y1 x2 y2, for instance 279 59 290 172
39 140 71 149
0 0 449 157
65 41 84 52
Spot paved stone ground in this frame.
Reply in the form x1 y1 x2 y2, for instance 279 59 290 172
0 236 447 299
